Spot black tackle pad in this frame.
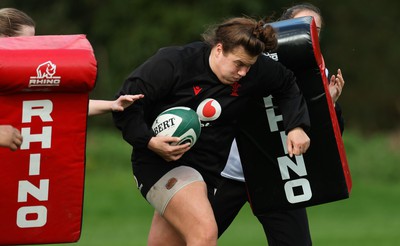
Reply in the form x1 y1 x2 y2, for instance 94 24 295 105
237 17 352 215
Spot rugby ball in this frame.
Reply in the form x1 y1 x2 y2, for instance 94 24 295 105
152 106 201 147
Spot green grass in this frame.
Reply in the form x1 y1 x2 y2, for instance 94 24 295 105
37 128 400 246
307 183 400 246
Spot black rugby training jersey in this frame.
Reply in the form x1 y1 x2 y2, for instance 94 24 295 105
113 41 310 176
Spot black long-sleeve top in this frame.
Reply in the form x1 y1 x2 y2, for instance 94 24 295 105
112 41 310 177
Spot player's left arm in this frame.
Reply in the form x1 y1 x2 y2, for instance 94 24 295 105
286 127 310 157
147 136 191 162
329 68 345 104
0 125 23 151
88 94 144 116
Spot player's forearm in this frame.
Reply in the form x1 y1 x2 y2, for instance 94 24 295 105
88 99 113 116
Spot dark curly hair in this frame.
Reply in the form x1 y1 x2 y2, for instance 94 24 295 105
202 17 277 56
279 3 323 27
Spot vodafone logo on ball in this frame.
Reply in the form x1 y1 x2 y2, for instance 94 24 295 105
29 61 61 87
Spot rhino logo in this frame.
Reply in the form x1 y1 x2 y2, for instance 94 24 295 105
36 61 56 78
29 61 61 88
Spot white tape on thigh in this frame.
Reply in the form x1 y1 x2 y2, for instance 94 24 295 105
146 166 203 215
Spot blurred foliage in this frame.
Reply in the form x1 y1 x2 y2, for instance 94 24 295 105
343 129 400 184
1 0 399 131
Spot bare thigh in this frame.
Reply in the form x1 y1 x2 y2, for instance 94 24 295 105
148 180 218 246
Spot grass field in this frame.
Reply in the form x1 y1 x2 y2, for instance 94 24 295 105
39 128 400 246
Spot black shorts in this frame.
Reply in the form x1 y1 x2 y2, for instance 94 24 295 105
132 151 222 202
210 177 312 246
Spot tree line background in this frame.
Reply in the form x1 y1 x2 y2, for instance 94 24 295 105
2 0 399 133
